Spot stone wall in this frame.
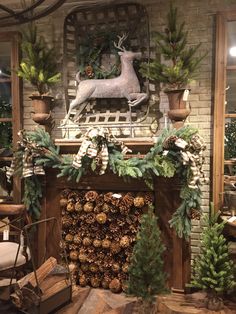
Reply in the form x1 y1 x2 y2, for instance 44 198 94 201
4 0 236 265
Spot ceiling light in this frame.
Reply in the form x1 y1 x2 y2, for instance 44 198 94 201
229 46 236 57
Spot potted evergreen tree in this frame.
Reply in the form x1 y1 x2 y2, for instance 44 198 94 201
140 4 205 127
17 23 61 125
191 206 236 311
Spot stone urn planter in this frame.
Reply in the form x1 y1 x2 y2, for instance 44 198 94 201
165 89 191 129
30 95 53 125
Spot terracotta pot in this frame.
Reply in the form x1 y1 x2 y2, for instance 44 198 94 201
30 95 54 125
32 113 52 125
165 89 191 128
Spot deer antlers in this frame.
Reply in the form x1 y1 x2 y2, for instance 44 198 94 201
113 33 128 51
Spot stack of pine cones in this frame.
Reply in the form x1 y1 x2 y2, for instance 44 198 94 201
60 189 154 293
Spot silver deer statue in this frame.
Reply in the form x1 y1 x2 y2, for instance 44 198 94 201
63 34 148 125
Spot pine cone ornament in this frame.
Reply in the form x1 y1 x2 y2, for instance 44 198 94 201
94 205 102 214
66 202 75 213
162 135 178 150
96 212 107 224
60 198 68 208
102 239 111 249
109 278 121 293
69 250 79 261
68 190 79 200
109 222 120 234
75 202 83 213
83 202 94 212
82 237 92 246
120 192 134 207
120 236 130 248
65 233 74 243
133 196 145 208
110 241 121 254
93 239 102 248
85 190 98 202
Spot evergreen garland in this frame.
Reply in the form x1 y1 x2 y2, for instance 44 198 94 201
10 126 206 239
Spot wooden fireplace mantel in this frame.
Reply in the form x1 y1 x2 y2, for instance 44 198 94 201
37 141 191 293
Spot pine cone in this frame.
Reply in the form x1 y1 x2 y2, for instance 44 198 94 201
89 263 99 273
162 135 178 150
69 250 79 261
61 215 73 228
102 203 111 213
109 278 121 293
112 263 120 273
65 233 74 243
102 239 111 249
120 192 134 207
75 201 83 213
68 190 80 200
93 239 102 248
94 205 102 213
82 237 92 246
85 190 99 202
73 234 82 245
95 194 105 207
101 278 110 289
78 274 87 287
90 276 101 288
109 222 120 234
85 213 96 224
104 192 120 206
144 192 154 205
60 189 71 198
110 241 121 254
189 208 201 220
120 205 131 215
133 196 145 208
66 202 75 213
122 263 129 273
96 212 107 224
120 236 130 248
83 202 94 212
60 198 68 208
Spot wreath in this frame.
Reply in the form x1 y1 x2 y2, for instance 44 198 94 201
7 126 207 240
76 31 122 79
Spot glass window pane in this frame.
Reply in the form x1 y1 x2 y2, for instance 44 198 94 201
225 70 236 113
0 42 12 118
0 121 12 149
227 21 236 66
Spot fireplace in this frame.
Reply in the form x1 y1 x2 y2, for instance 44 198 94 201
37 166 190 293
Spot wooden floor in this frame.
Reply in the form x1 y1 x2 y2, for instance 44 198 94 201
57 286 236 314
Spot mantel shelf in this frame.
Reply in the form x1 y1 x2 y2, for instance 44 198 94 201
55 137 156 154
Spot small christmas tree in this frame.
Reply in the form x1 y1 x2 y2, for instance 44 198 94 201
140 3 205 90
17 23 61 95
191 205 236 311
126 206 166 314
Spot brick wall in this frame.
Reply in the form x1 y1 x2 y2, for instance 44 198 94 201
5 0 236 265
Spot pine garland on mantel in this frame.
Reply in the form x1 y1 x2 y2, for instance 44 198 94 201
7 126 207 239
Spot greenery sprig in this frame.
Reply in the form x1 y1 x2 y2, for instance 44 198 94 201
11 126 207 239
